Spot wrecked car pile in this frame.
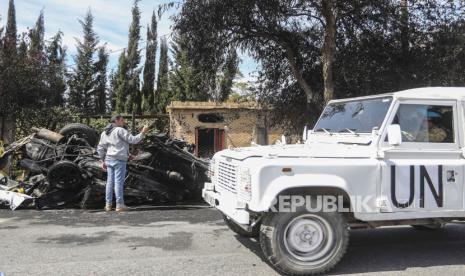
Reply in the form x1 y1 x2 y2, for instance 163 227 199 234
0 123 209 210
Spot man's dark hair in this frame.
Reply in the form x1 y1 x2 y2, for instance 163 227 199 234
110 115 123 123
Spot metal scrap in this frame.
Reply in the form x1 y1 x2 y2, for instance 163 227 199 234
0 124 209 209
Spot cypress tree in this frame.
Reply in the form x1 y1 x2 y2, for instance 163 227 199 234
156 38 169 113
28 11 47 107
141 11 158 113
16 34 39 108
4 0 17 56
46 31 67 107
1 0 18 116
114 50 129 113
69 9 99 112
169 33 207 101
94 46 109 113
29 10 45 59
109 69 117 111
126 0 142 114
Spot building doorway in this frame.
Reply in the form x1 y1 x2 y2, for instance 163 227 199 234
195 128 225 158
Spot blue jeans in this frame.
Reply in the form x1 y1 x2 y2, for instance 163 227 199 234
105 158 127 206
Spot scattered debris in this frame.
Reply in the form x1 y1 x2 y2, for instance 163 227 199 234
0 181 34 210
0 123 209 209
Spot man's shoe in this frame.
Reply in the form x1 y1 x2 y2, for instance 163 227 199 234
115 205 129 212
104 205 112 212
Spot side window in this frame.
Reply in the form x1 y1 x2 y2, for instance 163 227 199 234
392 104 454 143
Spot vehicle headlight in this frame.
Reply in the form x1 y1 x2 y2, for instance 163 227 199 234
238 168 252 201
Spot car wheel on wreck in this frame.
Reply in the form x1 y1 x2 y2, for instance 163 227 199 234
47 160 84 189
223 215 260 238
260 206 349 275
59 123 99 147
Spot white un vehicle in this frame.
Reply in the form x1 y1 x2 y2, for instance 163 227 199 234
203 87 465 275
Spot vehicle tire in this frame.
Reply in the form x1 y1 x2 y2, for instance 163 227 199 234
260 206 349 275
411 223 446 230
223 215 260 238
47 160 84 189
59 123 99 147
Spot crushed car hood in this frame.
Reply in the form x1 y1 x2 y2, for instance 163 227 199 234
218 140 375 161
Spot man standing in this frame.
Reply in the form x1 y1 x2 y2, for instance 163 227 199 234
97 115 149 212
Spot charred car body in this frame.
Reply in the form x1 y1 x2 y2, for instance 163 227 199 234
0 123 208 209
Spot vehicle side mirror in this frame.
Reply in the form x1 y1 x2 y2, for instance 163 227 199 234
302 125 308 142
281 135 287 145
387 124 402 146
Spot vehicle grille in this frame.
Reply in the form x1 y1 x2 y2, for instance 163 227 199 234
217 161 238 193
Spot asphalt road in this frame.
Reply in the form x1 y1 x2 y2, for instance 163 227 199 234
1 206 465 276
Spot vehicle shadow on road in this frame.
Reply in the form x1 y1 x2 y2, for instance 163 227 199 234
332 224 465 274
235 223 465 275
234 235 268 262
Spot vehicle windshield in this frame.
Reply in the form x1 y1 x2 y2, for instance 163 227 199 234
314 96 392 133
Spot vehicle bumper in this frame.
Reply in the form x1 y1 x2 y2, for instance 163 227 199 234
202 182 250 225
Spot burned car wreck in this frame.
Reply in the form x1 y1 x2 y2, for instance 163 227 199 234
0 123 209 209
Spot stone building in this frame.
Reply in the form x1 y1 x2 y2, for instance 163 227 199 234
167 101 283 158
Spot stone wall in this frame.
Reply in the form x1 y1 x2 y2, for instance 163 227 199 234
169 107 283 148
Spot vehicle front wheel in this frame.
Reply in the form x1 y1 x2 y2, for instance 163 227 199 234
260 207 349 275
223 215 260 238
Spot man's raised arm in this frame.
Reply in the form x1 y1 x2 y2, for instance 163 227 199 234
117 125 150 145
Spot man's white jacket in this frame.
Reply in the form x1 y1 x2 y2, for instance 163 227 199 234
97 125 144 161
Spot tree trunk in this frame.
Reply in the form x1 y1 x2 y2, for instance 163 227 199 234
321 0 337 103
399 0 410 88
283 43 314 104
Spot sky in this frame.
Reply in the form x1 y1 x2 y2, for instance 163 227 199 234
0 0 258 82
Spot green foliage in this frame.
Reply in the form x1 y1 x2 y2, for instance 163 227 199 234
156 38 170 113
2 0 465 140
28 10 44 58
114 50 129 113
228 79 255 103
45 31 67 107
94 46 109 113
175 0 465 133
26 13 48 107
141 11 158 113
227 92 254 103
1 0 19 116
68 9 99 112
127 0 142 114
4 0 16 53
108 69 117 111
113 0 143 115
218 47 239 102
15 107 75 138
0 1 66 119
169 33 209 102
85 117 110 133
